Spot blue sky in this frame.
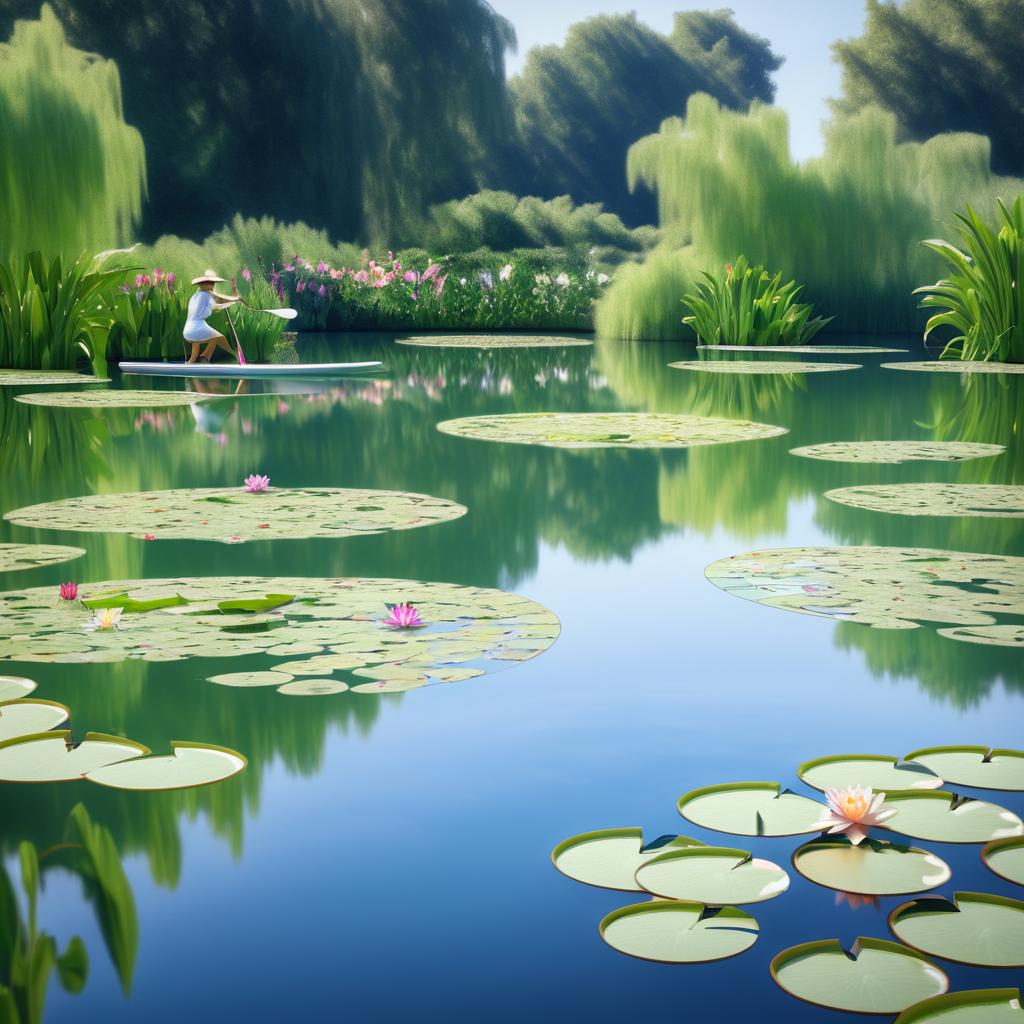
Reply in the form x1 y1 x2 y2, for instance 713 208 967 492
489 1 868 162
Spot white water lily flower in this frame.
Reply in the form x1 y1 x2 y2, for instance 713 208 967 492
85 607 123 632
555 272 570 287
820 784 897 845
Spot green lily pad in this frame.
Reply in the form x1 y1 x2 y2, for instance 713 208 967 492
86 740 246 791
669 360 861 374
436 412 787 449
396 334 592 348
906 747 1024 792
206 670 295 688
0 576 560 692
790 441 1005 464
0 543 85 573
895 988 1024 1024
770 937 948 1014
938 625 1024 647
551 828 705 892
15 388 208 408
825 484 1024 518
350 678 427 694
883 361 1024 375
0 730 149 782
0 369 111 385
0 675 36 701
634 846 789 905
982 837 1024 887
798 754 942 793
677 782 827 837
889 892 1024 968
599 901 759 964
793 837 952 896
275 679 350 696
884 791 1024 844
0 698 70 741
698 345 906 353
4 487 467 543
705 546 1024 639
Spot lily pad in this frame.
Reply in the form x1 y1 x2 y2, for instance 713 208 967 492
275 679 350 696
350 678 427 694
396 334 592 348
4 487 467 542
0 730 149 782
551 828 705 892
15 389 208 408
599 901 759 964
889 892 1024 968
798 754 942 793
883 361 1024 375
677 782 827 837
770 937 948 1015
983 837 1024 887
0 369 110 385
825 484 1024 518
704 546 1024 640
884 791 1024 844
895 988 1024 1024
634 846 789 905
938 625 1024 648
436 412 787 449
698 345 906 353
669 360 860 374
206 670 295 688
0 543 85 573
793 837 952 896
906 747 1024 792
790 441 1005 464
0 698 70 741
0 675 36 701
86 740 247 791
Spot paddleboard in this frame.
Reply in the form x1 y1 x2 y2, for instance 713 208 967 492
119 360 382 379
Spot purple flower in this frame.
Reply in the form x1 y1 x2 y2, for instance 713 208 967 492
166 272 176 288
135 289 145 302
316 261 329 274
318 283 326 298
120 283 131 294
244 474 270 493
296 280 306 293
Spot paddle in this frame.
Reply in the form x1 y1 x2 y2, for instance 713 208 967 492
241 301 298 320
224 306 247 366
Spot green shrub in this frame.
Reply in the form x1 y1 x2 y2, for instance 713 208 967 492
682 255 831 345
915 197 1023 363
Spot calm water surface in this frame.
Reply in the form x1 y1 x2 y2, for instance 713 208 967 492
1 335 1021 1022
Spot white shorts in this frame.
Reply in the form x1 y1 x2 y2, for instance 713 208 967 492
183 320 221 342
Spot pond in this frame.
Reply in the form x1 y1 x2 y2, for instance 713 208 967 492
1 334 1021 1022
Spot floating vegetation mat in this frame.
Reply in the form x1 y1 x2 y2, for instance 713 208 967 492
0 578 561 698
0 543 85 573
790 441 1005 464
15 389 207 408
792 838 951 897
436 412 787 449
0 369 111 386
668 360 860 374
770 938 948 1015
698 345 906 354
4 487 467 543
825 483 1024 518
894 989 1024 1024
396 334 592 348
704 546 1024 641
883 361 1024 375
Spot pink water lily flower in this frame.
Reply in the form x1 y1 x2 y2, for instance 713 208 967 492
245 474 270 493
383 603 424 629
820 785 896 846
59 581 78 601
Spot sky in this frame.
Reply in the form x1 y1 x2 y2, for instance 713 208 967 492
488 0 868 163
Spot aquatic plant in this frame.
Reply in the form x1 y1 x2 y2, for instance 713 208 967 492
244 474 270 494
914 197 1023 363
383 603 424 629
58 581 78 601
84 607 123 632
820 786 896 846
682 256 832 345
104 267 188 362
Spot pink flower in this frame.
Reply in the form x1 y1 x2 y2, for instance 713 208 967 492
135 273 151 287
241 267 252 284
318 284 326 297
403 270 417 284
421 263 442 282
434 273 447 298
317 261 329 274
383 603 424 629
143 534 156 541
820 785 896 846
353 269 369 285
59 581 78 601
166 272 176 288
244 474 270 493
296 280 306 293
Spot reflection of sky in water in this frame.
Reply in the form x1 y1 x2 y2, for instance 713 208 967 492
2 335 1022 1022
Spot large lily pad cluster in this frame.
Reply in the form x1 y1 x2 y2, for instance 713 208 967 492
704 546 1024 643
668 360 861 374
553 746 1024 1013
0 577 560 699
396 334 592 348
824 483 1024 518
0 542 85 573
5 487 468 543
436 412 787 449
0 369 111 386
789 441 1005 464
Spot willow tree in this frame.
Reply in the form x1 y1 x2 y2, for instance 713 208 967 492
0 4 145 260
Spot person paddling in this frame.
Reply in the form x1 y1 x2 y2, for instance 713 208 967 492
184 270 242 364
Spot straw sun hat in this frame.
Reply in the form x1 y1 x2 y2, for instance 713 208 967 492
191 269 226 285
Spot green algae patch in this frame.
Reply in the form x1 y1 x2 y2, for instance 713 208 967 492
0 543 85 573
790 441 1005 464
669 360 860 374
397 334 592 348
436 412 787 449
825 483 1024 518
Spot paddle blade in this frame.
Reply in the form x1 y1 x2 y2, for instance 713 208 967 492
264 307 298 319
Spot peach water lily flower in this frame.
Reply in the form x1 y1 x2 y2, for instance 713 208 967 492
383 603 424 629
244 474 270 493
59 581 78 601
85 607 123 631
820 785 897 846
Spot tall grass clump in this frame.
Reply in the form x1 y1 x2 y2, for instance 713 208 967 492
599 93 1022 339
0 5 145 261
915 197 1023 362
682 256 831 345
